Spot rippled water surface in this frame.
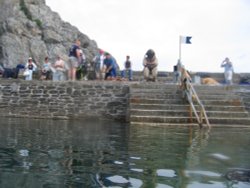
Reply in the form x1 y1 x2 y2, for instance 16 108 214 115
0 118 249 188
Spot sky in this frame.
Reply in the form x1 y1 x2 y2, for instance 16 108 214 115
45 0 250 73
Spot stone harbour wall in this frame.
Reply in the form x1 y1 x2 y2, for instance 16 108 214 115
0 80 130 121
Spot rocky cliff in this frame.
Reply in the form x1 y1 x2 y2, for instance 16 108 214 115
0 0 98 68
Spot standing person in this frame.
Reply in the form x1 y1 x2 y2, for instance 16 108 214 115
103 53 116 80
221 57 234 85
143 49 158 82
40 57 52 80
93 49 105 80
173 59 182 84
52 56 66 81
68 39 81 81
76 49 88 80
180 65 191 89
24 57 37 80
121 55 133 81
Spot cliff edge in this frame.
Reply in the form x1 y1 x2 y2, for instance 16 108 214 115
0 0 98 68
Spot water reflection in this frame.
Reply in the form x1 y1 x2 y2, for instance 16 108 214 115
0 118 249 187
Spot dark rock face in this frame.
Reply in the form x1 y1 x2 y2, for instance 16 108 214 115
0 0 98 68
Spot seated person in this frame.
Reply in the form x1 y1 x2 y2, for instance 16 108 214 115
143 49 158 82
103 53 116 80
121 55 133 81
1 64 25 79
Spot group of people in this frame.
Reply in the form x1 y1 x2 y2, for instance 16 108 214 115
94 48 159 82
0 37 234 84
173 57 234 85
23 55 67 81
0 37 160 82
21 39 135 82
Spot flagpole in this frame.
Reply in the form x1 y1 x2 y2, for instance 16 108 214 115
179 35 182 61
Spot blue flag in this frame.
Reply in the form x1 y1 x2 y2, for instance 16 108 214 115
180 36 192 44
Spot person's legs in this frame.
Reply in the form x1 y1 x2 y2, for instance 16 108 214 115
121 70 125 78
68 57 78 81
59 71 66 81
101 65 107 80
25 70 33 80
68 69 71 80
95 62 100 79
53 71 59 81
112 68 117 78
151 67 158 81
226 71 233 85
71 68 76 81
68 58 73 80
105 72 111 80
143 67 149 81
128 69 132 81
224 71 231 84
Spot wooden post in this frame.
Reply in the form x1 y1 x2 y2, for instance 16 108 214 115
179 35 182 61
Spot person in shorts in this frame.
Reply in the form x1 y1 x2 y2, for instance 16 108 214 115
68 39 81 81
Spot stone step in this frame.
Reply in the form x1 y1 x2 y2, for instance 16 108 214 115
129 82 250 126
131 99 245 109
130 97 243 106
130 115 193 124
130 83 179 90
130 115 250 125
198 95 240 100
130 89 181 94
199 99 244 106
194 85 235 90
130 86 242 97
130 103 247 112
130 109 190 117
130 122 250 128
203 105 247 112
208 117 250 125
130 94 183 100
130 109 249 118
130 98 186 105
130 104 190 111
206 111 249 118
130 122 200 127
130 91 240 102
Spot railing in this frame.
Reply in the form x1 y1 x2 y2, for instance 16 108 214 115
181 75 210 128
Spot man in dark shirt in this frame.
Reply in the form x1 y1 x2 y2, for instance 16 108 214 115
68 39 81 81
121 55 132 81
